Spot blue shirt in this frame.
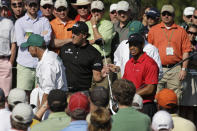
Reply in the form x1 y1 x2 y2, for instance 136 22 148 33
15 13 52 68
61 120 88 131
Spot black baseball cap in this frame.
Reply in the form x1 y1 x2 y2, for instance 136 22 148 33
67 21 89 34
90 86 109 107
126 33 145 47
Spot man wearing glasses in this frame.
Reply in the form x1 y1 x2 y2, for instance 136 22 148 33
181 7 195 30
148 5 191 102
60 21 108 93
40 0 55 21
86 0 114 89
71 0 92 22
15 0 52 99
10 0 25 22
50 0 75 51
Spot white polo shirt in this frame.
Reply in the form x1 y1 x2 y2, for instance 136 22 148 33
0 108 11 131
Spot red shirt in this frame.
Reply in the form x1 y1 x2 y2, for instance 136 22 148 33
123 53 158 103
75 14 92 22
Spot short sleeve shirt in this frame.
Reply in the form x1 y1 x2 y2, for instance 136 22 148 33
60 42 103 91
123 53 158 102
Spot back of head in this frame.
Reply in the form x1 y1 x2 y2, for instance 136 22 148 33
112 79 136 106
8 88 27 110
0 88 5 107
11 103 34 130
155 88 178 113
68 92 89 120
47 89 67 112
152 110 174 131
88 108 111 131
90 86 109 108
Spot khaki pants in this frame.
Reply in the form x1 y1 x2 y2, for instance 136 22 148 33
157 65 183 103
91 58 112 89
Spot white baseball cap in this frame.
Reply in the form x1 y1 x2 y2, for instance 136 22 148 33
132 94 143 110
72 0 91 7
55 0 68 9
116 1 129 12
110 3 117 12
40 0 53 6
183 7 195 16
12 103 34 124
152 110 174 131
91 0 104 10
8 88 27 106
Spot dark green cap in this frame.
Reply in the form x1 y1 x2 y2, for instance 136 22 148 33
128 21 145 37
21 34 45 48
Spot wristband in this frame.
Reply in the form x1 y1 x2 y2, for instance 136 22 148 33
181 68 187 71
92 25 97 28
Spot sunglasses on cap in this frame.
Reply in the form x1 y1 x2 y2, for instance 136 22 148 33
117 10 127 15
147 15 157 20
77 5 88 9
187 31 197 36
193 15 197 19
11 2 23 8
56 7 67 12
186 15 192 19
91 9 102 13
162 11 172 16
28 2 38 8
110 10 116 14
42 4 53 9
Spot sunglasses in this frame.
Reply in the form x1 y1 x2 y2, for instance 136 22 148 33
29 3 38 8
162 11 172 16
11 2 23 8
193 15 197 19
91 9 102 13
117 10 127 15
187 31 197 35
77 5 88 9
147 15 156 20
110 10 116 14
186 15 192 19
42 4 53 9
56 7 67 12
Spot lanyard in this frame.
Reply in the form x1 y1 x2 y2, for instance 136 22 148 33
162 28 174 46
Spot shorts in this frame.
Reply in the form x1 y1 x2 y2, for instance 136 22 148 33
17 64 36 91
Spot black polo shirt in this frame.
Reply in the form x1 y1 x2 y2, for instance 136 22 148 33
60 42 103 92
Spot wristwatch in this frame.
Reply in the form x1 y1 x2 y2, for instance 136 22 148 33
92 25 97 28
181 68 187 71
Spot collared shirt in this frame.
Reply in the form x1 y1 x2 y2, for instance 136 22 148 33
31 112 71 131
86 19 114 56
148 22 191 65
114 40 162 77
114 21 132 43
61 120 88 131
0 108 11 131
123 53 158 103
50 18 76 39
171 114 196 131
15 13 52 68
60 42 103 92
0 17 15 56
75 14 92 22
36 49 68 94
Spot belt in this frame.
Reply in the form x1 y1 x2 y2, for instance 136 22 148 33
0 56 9 59
162 64 176 68
102 55 110 59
